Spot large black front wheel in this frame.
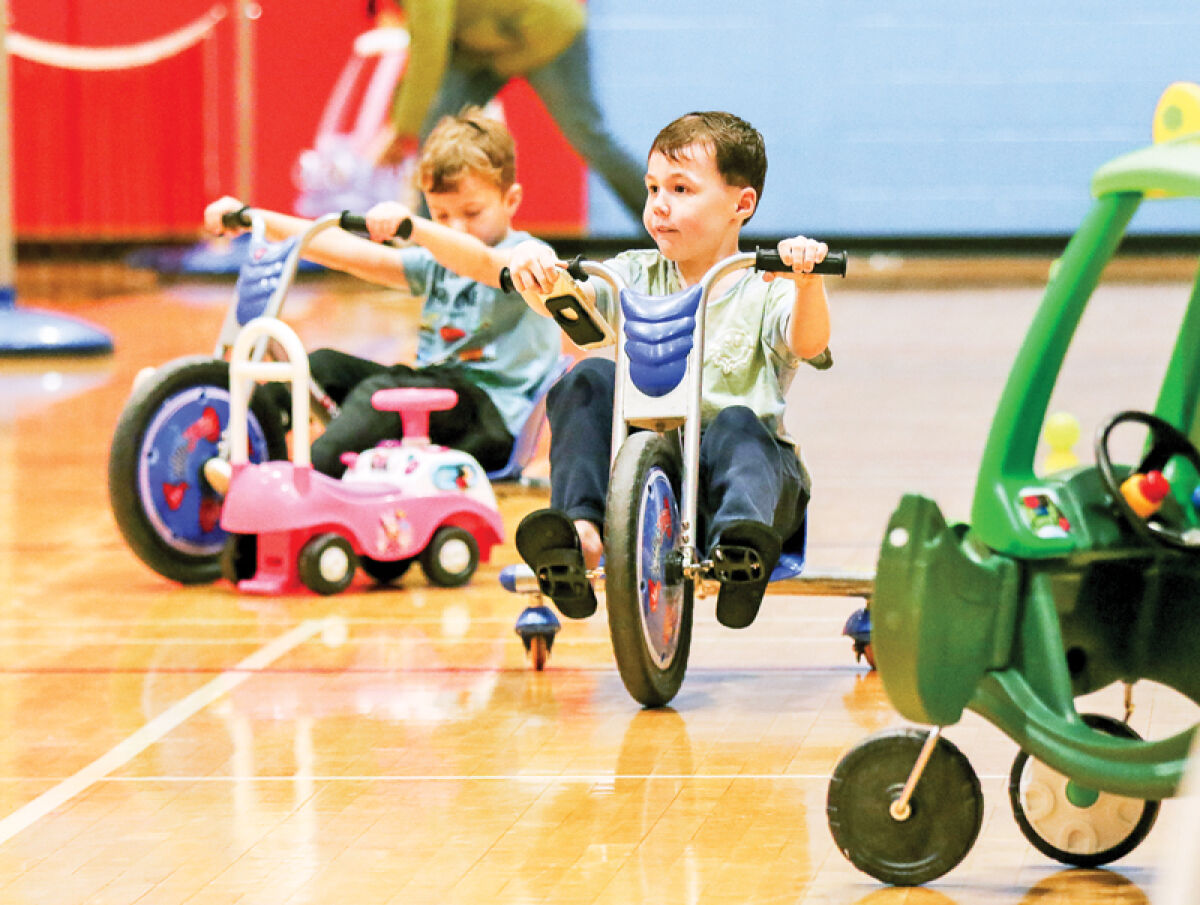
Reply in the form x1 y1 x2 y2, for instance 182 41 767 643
605 432 693 708
827 728 984 886
108 356 287 584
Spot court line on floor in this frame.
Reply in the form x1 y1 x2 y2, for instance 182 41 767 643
0 663 872 675
0 617 333 847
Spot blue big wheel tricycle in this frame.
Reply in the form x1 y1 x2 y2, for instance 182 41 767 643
500 248 847 701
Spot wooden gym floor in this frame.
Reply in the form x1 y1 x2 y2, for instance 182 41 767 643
1 256 1198 904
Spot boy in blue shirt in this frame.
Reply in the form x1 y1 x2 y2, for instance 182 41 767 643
505 110 833 629
204 107 561 477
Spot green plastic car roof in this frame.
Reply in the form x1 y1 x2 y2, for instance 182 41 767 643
1092 134 1200 199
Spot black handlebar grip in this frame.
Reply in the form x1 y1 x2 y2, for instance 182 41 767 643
338 211 414 241
339 212 367 233
221 206 252 229
498 258 589 294
755 247 847 277
565 255 590 281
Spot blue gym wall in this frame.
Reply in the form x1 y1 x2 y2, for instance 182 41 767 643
583 1 1200 240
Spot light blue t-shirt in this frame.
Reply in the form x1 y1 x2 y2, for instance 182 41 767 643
398 230 561 436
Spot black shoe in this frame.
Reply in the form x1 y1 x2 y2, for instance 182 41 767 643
515 509 598 619
710 519 781 629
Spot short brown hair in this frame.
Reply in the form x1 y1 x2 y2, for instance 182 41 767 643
651 111 767 217
417 106 516 194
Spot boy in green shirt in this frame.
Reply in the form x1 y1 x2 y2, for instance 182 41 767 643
506 110 833 629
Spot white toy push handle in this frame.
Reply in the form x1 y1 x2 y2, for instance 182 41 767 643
228 317 311 467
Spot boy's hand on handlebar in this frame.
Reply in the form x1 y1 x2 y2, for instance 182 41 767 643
204 196 247 236
764 235 829 283
506 240 561 295
364 201 414 244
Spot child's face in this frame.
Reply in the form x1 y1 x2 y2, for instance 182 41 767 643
424 171 520 246
642 141 755 263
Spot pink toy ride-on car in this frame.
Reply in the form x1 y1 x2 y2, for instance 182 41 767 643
219 317 504 595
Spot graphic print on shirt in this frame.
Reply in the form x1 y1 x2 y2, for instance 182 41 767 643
418 276 489 364
709 325 755 376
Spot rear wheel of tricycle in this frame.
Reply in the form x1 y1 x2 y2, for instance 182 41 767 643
420 526 479 587
108 357 287 584
604 432 693 708
1009 713 1159 867
298 533 358 595
827 728 984 886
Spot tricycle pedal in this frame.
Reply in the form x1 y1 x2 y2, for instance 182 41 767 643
709 544 766 583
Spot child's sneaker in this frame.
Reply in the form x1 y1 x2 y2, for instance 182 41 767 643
515 508 598 619
710 519 780 628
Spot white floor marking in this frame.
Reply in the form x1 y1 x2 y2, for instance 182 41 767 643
0 617 331 846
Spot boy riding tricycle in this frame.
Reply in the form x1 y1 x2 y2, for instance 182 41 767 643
503 111 847 705
110 107 563 588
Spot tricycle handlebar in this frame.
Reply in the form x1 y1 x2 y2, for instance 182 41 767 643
755 247 847 277
338 211 413 241
498 248 847 295
221 206 252 230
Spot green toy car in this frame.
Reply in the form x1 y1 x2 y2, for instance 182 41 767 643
827 84 1200 885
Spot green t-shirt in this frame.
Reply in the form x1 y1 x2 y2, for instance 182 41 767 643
594 249 831 441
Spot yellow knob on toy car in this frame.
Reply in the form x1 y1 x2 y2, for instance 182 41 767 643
1041 411 1080 474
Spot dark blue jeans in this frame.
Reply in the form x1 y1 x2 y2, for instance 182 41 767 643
546 358 809 552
